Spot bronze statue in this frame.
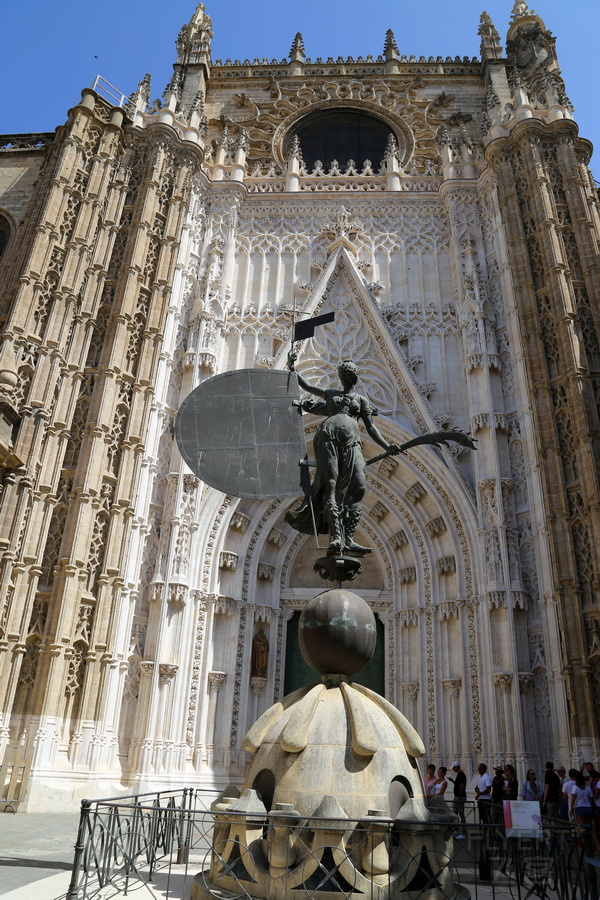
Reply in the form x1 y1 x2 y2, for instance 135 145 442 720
251 626 269 678
285 353 400 554
285 352 476 556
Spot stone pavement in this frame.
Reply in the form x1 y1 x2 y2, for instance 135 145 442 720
0 812 79 897
0 810 202 899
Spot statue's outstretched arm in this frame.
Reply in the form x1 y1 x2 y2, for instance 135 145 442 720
287 350 327 399
362 410 401 455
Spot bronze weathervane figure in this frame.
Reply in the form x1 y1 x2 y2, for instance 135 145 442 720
284 350 476 557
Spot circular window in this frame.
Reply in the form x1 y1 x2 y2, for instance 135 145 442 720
287 109 394 172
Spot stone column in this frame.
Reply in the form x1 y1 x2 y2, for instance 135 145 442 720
206 671 226 751
492 673 514 758
442 679 462 761
249 676 267 728
401 683 419 727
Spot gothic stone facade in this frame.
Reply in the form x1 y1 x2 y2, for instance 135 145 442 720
0 3 598 810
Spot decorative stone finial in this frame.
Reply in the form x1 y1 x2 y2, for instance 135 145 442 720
384 29 399 59
478 11 502 60
289 32 305 61
510 0 535 23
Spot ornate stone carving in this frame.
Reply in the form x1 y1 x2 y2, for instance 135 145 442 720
438 601 460 621
208 671 227 691
159 663 178 685
378 455 398 478
390 530 408 550
219 551 238 570
267 527 286 548
257 563 275 581
405 482 427 504
518 673 533 694
399 566 417 584
402 683 419 702
397 609 422 627
425 517 447 538
250 676 267 695
230 512 250 533
488 590 507 610
436 556 456 575
492 673 513 694
368 502 389 523
442 679 462 699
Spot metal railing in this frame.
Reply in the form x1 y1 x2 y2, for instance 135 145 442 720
65 789 600 900
90 75 133 113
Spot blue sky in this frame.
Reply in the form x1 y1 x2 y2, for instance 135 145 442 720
1 0 598 176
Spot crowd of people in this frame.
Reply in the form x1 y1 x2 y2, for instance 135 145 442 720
423 759 600 850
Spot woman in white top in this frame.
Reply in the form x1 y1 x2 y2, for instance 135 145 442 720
433 766 448 796
570 770 600 852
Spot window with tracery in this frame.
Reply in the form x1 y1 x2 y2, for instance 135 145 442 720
287 109 394 171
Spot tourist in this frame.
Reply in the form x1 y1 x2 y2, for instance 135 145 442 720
491 766 506 824
557 766 569 820
424 763 437 799
433 766 448 797
587 768 600 844
542 761 561 823
570 770 600 852
522 769 542 802
504 764 519 801
475 763 493 823
449 761 467 835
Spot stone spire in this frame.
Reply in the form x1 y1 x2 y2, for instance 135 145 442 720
167 3 213 121
384 28 400 73
289 32 305 75
384 29 399 60
289 32 305 62
478 12 502 61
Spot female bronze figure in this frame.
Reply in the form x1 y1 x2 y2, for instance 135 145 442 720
285 352 400 553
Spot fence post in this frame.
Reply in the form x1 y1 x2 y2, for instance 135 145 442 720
583 826 600 900
65 799 93 900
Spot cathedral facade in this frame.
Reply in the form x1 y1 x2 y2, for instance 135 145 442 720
0 2 598 810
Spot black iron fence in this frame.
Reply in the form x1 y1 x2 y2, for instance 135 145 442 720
65 789 600 900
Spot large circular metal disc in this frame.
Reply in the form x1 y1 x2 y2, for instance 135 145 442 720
175 369 306 500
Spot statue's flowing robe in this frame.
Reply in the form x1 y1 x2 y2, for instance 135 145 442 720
285 390 375 535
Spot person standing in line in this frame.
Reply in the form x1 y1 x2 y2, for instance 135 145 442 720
557 766 569 820
424 763 437 799
475 763 493 824
522 769 542 802
504 764 519 801
433 766 448 797
491 766 506 825
561 768 578 821
587 767 600 845
542 761 561 823
570 770 600 852
449 761 467 836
